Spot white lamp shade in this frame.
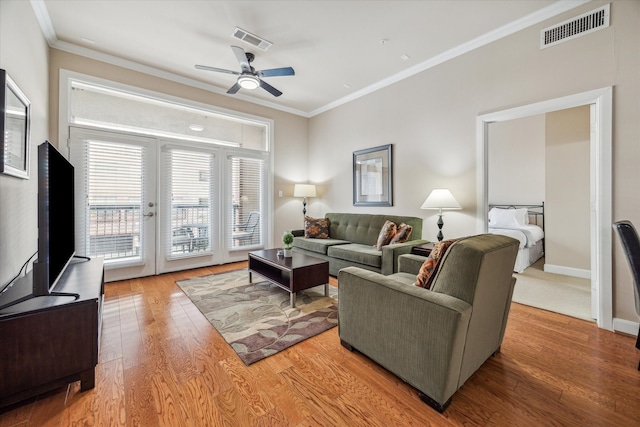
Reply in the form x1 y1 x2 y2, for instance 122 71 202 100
421 189 461 210
294 184 317 198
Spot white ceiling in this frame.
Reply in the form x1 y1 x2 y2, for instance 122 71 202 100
35 0 589 117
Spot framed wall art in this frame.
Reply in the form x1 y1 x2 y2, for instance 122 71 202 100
1 69 31 179
353 144 392 206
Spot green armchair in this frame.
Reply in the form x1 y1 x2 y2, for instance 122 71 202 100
337 234 519 412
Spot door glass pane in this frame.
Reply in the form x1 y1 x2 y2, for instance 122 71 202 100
77 140 145 263
168 149 214 257
229 156 264 249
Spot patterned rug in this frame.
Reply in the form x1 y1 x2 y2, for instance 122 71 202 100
176 269 338 365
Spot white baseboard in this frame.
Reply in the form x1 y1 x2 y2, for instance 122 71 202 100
613 317 640 336
543 263 591 279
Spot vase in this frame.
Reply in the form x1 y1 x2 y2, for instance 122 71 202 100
283 248 292 257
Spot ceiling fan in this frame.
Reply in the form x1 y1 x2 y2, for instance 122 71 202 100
195 46 295 97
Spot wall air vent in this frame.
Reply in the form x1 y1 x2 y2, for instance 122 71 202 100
540 4 610 49
232 27 272 51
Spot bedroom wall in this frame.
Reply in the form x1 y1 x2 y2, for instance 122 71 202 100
545 106 590 273
308 0 640 324
0 1 50 288
48 50 309 245
487 114 545 205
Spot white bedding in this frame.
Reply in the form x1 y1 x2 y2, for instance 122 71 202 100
487 206 545 273
488 224 544 249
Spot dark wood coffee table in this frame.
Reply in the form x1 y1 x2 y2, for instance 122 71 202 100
248 249 330 308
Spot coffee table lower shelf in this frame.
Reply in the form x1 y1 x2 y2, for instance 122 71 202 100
248 249 330 308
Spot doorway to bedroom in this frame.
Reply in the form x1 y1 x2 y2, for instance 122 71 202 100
477 87 613 330
487 105 593 322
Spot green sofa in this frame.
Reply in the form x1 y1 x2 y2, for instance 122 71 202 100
292 213 428 276
337 234 519 412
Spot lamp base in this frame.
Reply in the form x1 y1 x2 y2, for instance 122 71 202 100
436 214 444 242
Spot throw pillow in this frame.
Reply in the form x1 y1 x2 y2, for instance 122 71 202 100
374 220 397 250
304 216 329 239
389 223 413 244
415 238 459 289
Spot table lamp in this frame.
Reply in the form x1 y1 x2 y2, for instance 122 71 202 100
421 189 461 241
293 184 316 216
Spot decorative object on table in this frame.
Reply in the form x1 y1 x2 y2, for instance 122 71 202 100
282 231 294 257
421 189 461 241
353 144 392 206
175 269 338 365
0 69 31 179
293 184 316 215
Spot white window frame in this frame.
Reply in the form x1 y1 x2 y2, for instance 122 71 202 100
59 69 275 254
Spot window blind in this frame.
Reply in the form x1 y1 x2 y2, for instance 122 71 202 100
70 138 146 263
228 155 264 249
164 147 215 258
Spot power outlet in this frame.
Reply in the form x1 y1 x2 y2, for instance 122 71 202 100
278 190 283 198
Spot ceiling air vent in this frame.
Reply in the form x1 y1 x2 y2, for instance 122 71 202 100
232 27 272 51
540 3 610 49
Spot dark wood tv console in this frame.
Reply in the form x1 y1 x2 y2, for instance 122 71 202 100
0 257 104 408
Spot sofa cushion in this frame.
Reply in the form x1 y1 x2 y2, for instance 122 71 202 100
374 220 397 250
328 243 382 268
325 213 424 246
304 215 329 238
415 238 459 289
293 236 350 255
389 223 413 244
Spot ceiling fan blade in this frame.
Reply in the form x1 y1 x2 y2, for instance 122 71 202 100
258 67 295 77
230 45 251 73
259 79 282 97
195 64 240 75
227 82 242 94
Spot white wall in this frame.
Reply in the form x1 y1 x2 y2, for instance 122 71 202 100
308 0 640 323
0 1 49 287
488 114 545 205
545 105 590 271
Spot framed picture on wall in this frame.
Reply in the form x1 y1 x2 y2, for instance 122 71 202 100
1 69 31 179
353 144 392 206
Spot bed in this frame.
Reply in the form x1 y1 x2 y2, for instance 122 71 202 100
488 203 544 273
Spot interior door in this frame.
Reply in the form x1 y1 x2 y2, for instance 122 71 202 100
69 127 157 281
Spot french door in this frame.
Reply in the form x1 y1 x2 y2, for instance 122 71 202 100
69 127 267 281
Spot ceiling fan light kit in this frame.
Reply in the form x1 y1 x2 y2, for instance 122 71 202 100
195 45 294 97
238 74 260 90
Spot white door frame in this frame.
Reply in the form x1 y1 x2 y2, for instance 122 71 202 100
476 87 613 330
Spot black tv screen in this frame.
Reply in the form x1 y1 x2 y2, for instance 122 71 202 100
35 141 75 294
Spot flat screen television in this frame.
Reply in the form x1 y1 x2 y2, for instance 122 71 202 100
32 141 76 296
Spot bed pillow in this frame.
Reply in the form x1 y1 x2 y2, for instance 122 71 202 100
374 220 397 250
488 208 528 227
304 216 329 238
389 223 413 244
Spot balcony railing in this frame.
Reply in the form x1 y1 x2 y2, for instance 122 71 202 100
88 204 141 260
86 203 259 259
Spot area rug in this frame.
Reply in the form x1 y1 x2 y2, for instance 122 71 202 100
176 269 338 365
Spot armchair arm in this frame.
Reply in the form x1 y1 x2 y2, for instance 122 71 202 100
338 266 471 405
398 253 428 275
381 239 428 275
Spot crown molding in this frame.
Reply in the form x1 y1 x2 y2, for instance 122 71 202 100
308 0 592 117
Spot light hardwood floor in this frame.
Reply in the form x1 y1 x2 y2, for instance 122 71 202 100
1 261 639 426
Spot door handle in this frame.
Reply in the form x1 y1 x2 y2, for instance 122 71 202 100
143 212 154 217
